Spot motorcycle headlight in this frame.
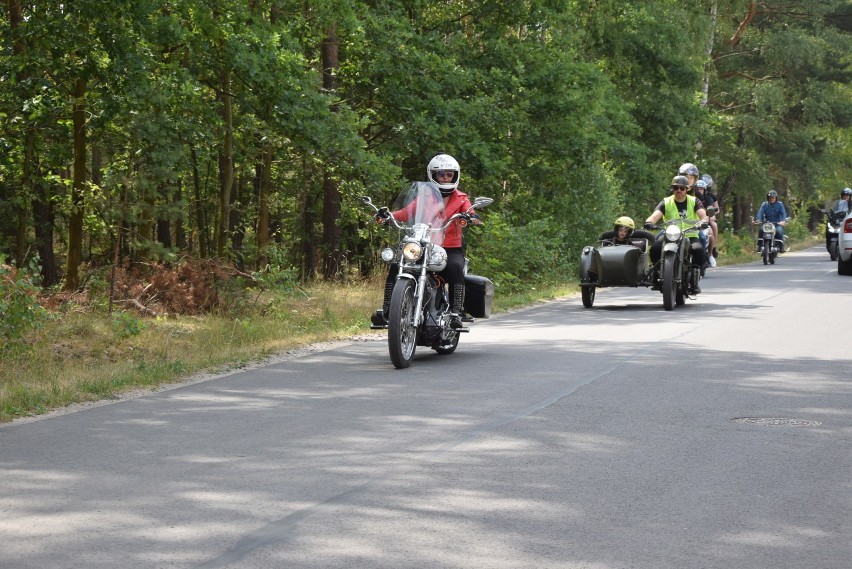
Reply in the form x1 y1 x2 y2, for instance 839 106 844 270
426 246 448 271
665 225 682 242
762 222 775 233
380 248 395 263
402 242 423 262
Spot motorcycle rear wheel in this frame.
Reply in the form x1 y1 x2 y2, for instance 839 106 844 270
830 241 839 262
388 279 418 369
662 253 676 311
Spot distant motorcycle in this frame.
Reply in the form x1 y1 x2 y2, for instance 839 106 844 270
361 182 494 369
752 216 787 265
824 201 848 261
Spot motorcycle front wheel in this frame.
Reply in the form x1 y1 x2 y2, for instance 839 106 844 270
581 285 595 308
662 252 676 311
388 279 418 369
762 243 770 265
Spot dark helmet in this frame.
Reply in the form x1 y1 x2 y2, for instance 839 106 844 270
694 179 707 191
678 163 699 177
767 190 778 199
671 175 690 189
841 188 852 198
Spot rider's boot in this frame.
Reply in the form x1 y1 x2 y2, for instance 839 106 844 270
692 267 702 294
449 284 465 329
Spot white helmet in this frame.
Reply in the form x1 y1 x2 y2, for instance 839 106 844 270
678 162 699 177
427 154 460 195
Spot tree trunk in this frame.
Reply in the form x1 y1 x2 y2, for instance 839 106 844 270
300 156 316 280
175 179 186 250
64 77 87 291
157 184 172 248
8 0 31 269
256 146 272 270
32 178 58 286
216 70 234 258
230 175 244 271
190 145 209 258
321 26 343 280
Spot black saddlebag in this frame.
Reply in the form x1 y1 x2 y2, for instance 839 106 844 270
464 274 494 318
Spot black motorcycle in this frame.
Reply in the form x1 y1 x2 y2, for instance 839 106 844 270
362 182 494 369
647 215 709 310
824 201 848 261
752 217 786 265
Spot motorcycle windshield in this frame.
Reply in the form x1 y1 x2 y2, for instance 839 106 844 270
391 181 447 244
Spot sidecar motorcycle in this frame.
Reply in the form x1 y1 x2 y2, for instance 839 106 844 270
578 231 657 309
579 215 709 311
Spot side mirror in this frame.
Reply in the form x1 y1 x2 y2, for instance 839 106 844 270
705 206 717 217
472 196 494 209
361 196 373 206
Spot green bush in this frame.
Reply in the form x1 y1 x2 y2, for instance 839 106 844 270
0 258 48 352
111 311 145 339
471 214 571 292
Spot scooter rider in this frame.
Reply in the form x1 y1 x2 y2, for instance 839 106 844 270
754 190 788 252
825 188 851 251
644 175 708 294
372 153 475 330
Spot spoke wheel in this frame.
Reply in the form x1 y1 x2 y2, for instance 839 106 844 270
762 242 770 265
388 279 418 369
662 252 676 311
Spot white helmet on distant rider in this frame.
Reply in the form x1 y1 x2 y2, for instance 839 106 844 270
678 163 700 177
427 154 460 196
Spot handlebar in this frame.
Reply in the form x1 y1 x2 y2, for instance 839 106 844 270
360 195 486 232
645 218 708 231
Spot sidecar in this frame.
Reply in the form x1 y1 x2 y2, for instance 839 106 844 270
578 233 656 308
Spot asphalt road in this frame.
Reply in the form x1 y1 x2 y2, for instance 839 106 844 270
2 246 850 569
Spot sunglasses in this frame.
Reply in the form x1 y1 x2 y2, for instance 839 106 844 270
671 186 688 192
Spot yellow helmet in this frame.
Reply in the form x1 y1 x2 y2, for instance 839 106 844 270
614 216 635 233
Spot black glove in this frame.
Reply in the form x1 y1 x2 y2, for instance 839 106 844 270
700 221 709 230
643 222 655 230
374 207 390 224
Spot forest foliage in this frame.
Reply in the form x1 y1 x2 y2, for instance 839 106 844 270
1 0 850 301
